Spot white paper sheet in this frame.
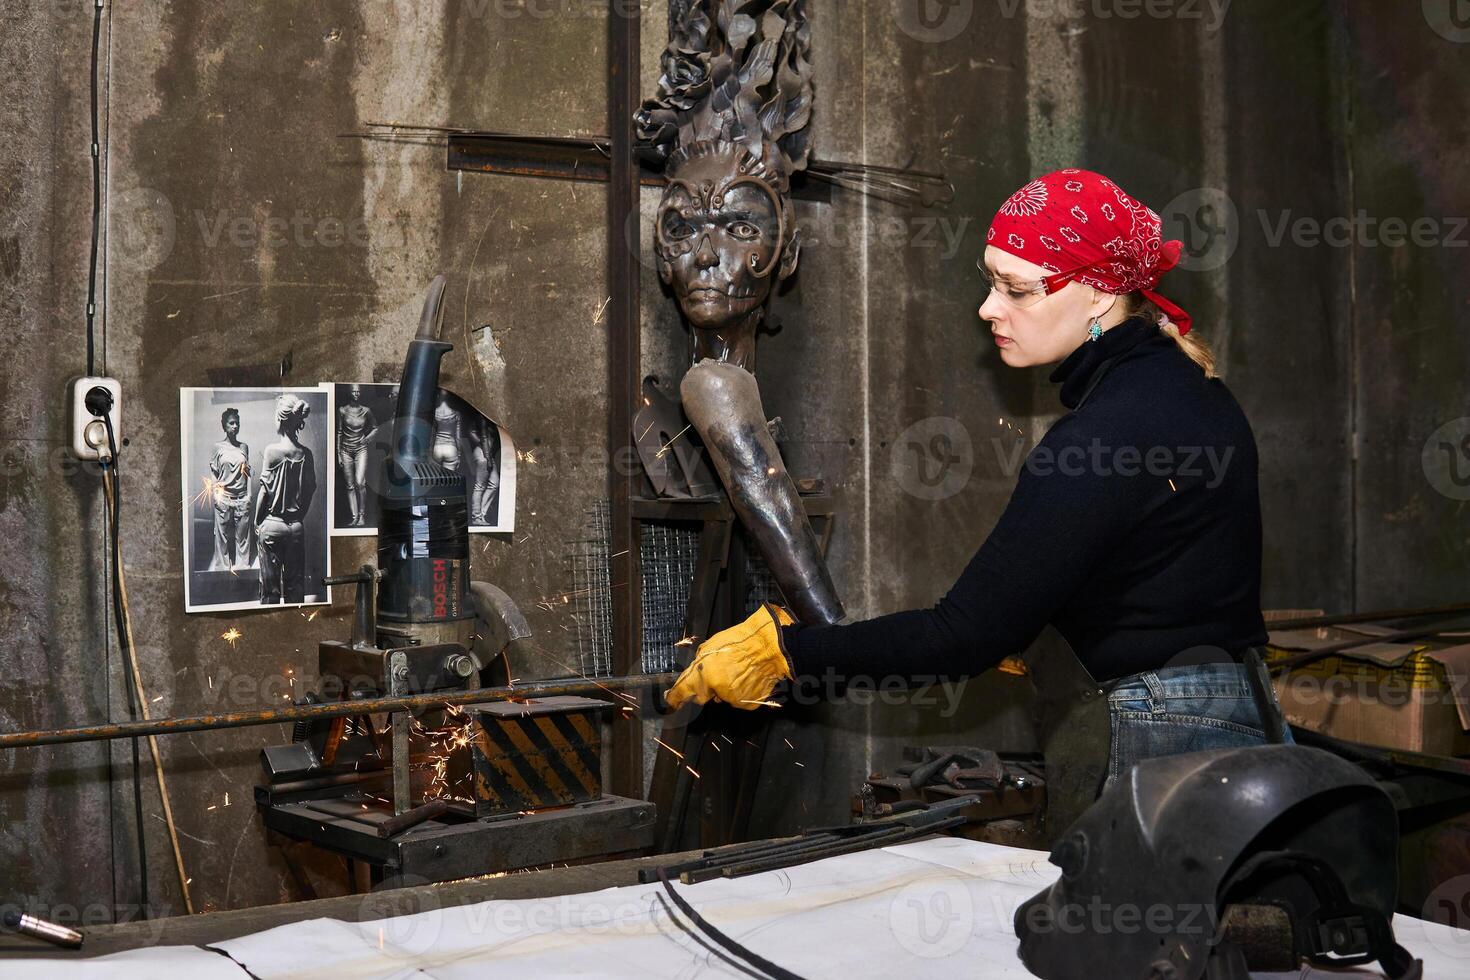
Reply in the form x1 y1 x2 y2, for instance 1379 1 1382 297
0 943 250 979
8 838 1468 978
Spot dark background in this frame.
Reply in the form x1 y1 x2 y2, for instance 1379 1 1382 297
1 0 1466 917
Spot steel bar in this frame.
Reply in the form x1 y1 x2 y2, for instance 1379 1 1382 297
717 821 962 881
0 673 679 750
682 818 967 884
376 799 451 839
1267 627 1460 673
1266 601 1470 632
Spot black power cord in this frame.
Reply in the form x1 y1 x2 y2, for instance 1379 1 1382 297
656 869 806 980
85 0 104 376
91 396 150 920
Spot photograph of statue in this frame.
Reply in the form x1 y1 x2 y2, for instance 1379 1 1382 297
335 382 382 529
255 394 318 605
207 407 255 571
328 382 516 535
180 386 332 613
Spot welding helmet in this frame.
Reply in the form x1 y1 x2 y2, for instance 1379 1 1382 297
1014 745 1421 980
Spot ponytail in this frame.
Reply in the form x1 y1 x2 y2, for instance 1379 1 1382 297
1126 292 1218 379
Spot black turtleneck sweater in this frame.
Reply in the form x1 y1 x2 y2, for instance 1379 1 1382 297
782 316 1268 685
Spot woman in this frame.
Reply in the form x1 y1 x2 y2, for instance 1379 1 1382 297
432 389 463 473
336 384 378 527
467 414 500 526
666 169 1293 793
255 394 317 604
208 407 254 570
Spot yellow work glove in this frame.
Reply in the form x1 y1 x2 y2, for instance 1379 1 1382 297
665 603 796 711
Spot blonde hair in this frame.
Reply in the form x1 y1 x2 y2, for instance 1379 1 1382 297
1125 292 1217 379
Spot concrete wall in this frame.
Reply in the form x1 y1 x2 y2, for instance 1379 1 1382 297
2 0 1466 917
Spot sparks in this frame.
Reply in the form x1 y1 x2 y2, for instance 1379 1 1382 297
684 765 700 779
221 627 243 647
1168 478 1177 492
654 424 692 459
653 737 684 760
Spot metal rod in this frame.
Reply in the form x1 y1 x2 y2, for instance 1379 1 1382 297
1267 627 1456 673
1266 601 1470 632
376 799 451 839
0 673 679 750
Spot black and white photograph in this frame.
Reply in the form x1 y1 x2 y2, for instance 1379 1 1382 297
180 386 332 613
329 382 516 536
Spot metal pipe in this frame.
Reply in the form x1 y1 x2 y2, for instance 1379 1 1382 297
0 673 679 750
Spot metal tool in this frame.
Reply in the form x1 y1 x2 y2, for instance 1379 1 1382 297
2 911 83 949
249 277 658 886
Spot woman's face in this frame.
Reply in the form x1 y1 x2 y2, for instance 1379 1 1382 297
978 246 1117 368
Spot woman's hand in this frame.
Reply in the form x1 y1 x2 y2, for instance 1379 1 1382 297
665 603 796 710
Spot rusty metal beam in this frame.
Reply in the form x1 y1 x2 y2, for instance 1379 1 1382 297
0 673 679 750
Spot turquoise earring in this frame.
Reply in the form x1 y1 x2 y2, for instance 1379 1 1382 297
1087 316 1103 342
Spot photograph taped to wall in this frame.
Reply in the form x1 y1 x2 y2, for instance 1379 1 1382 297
329 383 516 536
180 386 332 613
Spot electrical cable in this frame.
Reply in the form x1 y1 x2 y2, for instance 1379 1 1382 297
98 418 147 917
656 869 806 980
99 416 196 916
86 1 104 376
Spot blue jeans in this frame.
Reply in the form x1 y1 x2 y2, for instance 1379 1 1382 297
1104 662 1295 791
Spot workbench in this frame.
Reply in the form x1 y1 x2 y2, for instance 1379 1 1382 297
1 837 1466 977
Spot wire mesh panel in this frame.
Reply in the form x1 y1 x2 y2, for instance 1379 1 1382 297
638 520 701 673
567 502 785 676
567 501 615 677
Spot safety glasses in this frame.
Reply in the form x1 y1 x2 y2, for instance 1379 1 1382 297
977 257 1104 310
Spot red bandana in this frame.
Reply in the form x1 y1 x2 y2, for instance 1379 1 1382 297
986 169 1192 335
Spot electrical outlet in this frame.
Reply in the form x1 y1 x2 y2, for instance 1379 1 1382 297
71 377 122 461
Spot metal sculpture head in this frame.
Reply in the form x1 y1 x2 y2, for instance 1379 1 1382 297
638 0 813 363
